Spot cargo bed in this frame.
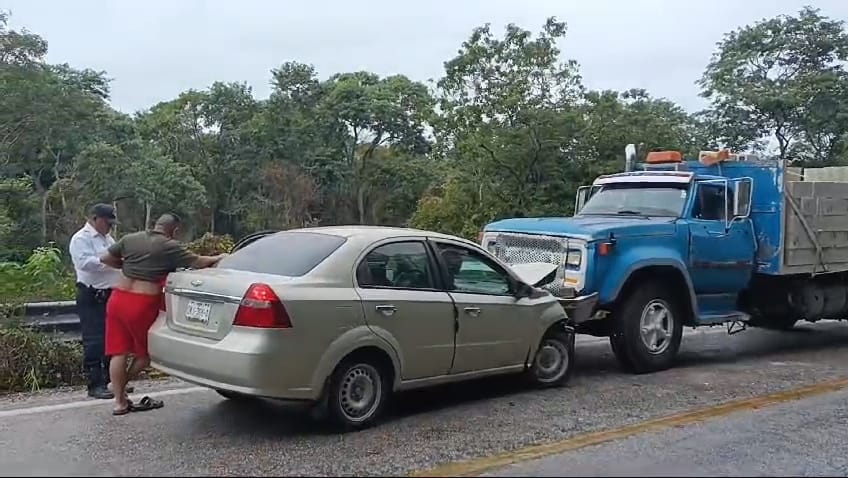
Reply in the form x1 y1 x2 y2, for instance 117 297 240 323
782 166 848 275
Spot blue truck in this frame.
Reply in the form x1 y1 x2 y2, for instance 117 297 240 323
480 144 848 373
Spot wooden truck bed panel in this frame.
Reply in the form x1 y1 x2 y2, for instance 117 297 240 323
783 166 848 275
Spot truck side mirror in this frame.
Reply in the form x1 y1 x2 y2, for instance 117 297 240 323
574 185 600 215
733 178 753 218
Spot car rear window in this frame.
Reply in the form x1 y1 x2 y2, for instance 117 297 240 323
217 231 347 277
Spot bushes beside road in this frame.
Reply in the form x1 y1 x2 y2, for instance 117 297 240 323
1 245 82 393
0 235 235 394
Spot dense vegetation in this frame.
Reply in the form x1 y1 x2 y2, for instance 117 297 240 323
2 7 848 392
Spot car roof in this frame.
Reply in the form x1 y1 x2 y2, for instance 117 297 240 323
281 225 478 246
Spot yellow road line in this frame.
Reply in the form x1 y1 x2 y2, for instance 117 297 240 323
408 376 848 477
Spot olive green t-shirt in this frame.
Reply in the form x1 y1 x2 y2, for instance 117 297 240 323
107 230 200 282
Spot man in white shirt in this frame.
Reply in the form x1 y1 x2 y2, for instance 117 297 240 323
69 204 131 399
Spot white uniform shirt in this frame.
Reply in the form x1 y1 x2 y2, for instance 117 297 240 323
68 222 121 289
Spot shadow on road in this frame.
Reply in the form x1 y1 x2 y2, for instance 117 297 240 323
188 322 848 436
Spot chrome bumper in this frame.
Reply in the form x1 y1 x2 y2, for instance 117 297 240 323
557 292 599 324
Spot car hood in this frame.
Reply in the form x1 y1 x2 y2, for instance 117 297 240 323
507 262 559 288
485 215 677 240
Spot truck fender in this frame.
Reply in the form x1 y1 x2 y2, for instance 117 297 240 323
602 257 698 318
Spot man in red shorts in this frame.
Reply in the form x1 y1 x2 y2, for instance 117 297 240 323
100 213 225 415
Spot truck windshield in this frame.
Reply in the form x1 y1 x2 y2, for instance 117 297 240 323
579 183 688 217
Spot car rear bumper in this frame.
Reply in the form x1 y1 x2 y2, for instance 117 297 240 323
147 318 320 401
557 291 599 324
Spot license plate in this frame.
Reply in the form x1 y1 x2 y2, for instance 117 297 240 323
185 300 212 325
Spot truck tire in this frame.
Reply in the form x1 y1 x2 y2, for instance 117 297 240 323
611 281 684 374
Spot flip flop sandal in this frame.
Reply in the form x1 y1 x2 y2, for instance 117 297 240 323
130 396 164 412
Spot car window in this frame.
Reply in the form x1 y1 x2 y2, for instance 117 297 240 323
356 241 434 290
692 183 731 221
434 243 512 295
217 231 346 277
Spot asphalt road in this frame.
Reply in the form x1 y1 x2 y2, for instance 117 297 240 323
2 321 848 476
484 386 848 477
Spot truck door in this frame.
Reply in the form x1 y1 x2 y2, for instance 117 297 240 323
687 179 756 312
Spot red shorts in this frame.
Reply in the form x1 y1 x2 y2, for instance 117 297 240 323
105 289 162 357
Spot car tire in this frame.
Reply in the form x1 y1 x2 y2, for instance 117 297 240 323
612 281 684 374
526 329 575 388
215 389 253 401
326 358 389 431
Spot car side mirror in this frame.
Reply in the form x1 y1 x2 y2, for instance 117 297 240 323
513 281 533 300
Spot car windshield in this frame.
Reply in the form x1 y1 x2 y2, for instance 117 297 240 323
579 183 689 217
218 231 346 277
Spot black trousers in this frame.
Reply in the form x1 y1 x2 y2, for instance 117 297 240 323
75 283 112 390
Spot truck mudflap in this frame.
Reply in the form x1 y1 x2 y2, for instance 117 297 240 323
558 292 599 324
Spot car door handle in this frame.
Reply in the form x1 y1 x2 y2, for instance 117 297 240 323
375 304 396 316
463 307 481 317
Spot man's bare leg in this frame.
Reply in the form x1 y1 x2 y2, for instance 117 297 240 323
109 354 130 414
126 355 150 383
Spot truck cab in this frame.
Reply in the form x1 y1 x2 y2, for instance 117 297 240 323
481 146 770 373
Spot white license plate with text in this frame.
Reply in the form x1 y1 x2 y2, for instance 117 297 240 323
185 300 212 325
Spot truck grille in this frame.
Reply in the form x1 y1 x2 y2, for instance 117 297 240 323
486 232 570 296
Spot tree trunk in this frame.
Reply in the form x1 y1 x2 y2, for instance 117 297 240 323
357 186 366 225
31 173 48 243
145 202 152 229
40 191 48 243
112 200 120 236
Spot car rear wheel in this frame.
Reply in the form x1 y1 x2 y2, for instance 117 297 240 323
526 329 575 388
326 358 389 431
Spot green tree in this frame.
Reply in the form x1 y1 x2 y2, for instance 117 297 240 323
699 6 848 160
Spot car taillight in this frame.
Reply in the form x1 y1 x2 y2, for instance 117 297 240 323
233 283 292 329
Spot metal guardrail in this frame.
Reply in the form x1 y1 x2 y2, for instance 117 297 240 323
13 301 81 333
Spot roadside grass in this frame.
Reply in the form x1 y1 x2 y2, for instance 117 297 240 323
0 236 233 394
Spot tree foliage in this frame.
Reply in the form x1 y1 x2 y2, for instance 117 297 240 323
700 6 848 162
2 7 848 257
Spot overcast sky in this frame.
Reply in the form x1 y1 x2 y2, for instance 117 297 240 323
4 0 847 115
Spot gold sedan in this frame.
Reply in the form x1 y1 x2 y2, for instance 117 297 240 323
149 226 575 430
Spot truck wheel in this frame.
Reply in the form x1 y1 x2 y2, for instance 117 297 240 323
750 313 798 331
609 334 634 372
612 282 684 374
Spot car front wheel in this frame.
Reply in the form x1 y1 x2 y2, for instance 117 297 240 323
526 329 575 388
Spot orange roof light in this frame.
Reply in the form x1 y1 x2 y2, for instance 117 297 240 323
645 151 683 164
699 149 731 166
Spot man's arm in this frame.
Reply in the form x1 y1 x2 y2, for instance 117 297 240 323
167 241 226 271
99 240 123 269
69 234 109 272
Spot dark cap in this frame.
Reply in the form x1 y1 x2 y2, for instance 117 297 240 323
89 203 117 224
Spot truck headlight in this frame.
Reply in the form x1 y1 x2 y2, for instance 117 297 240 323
565 249 582 269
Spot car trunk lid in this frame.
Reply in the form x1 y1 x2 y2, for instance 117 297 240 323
163 268 297 341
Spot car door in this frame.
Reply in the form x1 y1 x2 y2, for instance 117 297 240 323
429 239 532 374
687 180 756 306
355 239 457 380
